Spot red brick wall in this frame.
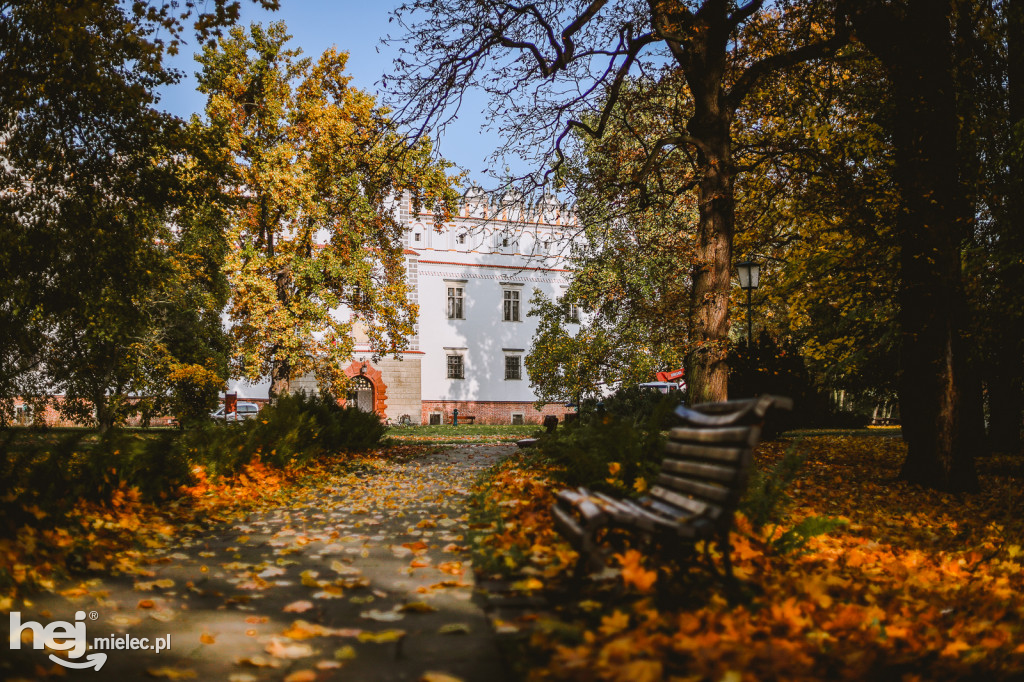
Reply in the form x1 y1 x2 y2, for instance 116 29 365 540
10 395 270 428
421 400 572 425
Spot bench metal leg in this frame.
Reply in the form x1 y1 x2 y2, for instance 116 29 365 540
717 527 743 602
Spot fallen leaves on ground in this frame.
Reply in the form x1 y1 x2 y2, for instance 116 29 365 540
474 436 1024 681
0 445 430 604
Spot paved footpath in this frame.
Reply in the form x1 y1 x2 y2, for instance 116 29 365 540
4 445 515 682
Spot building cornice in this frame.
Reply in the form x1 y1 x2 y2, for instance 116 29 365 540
418 259 570 273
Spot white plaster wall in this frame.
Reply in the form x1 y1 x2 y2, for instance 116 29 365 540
416 263 573 402
397 190 584 403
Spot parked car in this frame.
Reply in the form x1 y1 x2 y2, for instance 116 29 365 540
210 401 261 422
637 381 686 394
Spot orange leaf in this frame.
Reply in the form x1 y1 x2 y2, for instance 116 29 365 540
941 640 970 657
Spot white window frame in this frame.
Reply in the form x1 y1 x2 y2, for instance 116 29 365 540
501 284 523 322
445 280 466 320
559 286 579 322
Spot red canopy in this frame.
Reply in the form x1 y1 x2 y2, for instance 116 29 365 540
656 368 685 382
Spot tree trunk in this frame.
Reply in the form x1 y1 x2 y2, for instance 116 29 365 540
268 264 292 401
94 393 113 433
855 0 979 492
269 355 290 401
686 131 733 404
683 14 734 405
990 0 1024 453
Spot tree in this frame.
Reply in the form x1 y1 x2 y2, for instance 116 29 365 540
972 0 1024 453
844 0 982 491
525 212 693 404
0 0 274 426
527 95 697 403
197 22 457 400
146 125 236 426
388 0 847 403
0 0 180 429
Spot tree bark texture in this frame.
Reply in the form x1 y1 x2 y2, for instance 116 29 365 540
686 112 734 405
679 4 734 405
853 0 979 491
94 392 113 433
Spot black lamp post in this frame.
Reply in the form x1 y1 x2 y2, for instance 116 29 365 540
736 257 761 347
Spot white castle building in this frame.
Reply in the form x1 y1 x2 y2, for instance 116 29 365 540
233 190 580 425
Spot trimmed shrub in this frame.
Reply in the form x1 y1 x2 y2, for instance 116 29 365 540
240 391 386 468
729 336 871 430
576 384 686 430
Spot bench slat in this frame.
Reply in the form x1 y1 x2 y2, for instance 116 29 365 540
661 458 739 483
591 490 636 522
664 440 747 463
669 425 760 446
551 504 586 548
554 489 606 524
614 499 690 534
648 485 723 519
656 472 731 503
644 497 695 522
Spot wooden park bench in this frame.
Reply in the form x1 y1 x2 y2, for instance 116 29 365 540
551 394 792 587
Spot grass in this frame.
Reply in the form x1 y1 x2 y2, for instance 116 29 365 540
781 426 901 438
386 423 540 444
0 427 168 453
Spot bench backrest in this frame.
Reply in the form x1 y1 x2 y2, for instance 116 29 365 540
648 395 792 529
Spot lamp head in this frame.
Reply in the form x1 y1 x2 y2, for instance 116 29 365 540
737 258 761 291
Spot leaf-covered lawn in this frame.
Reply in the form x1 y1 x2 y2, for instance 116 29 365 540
470 436 1024 681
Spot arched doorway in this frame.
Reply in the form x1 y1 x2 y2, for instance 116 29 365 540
347 375 375 413
342 360 388 418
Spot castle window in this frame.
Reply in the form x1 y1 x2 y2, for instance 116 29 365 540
505 355 522 380
447 286 464 319
502 289 520 322
447 354 464 379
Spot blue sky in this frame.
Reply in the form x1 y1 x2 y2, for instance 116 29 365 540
157 2 499 185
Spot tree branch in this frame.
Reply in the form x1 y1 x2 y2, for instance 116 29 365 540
727 23 851 109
